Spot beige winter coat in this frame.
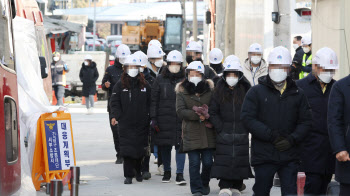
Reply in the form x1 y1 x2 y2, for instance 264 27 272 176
242 58 268 86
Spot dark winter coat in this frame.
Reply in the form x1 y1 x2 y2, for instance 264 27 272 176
51 60 69 86
204 65 217 80
296 74 336 174
110 77 151 159
209 78 254 180
291 46 304 80
175 79 216 152
241 75 312 166
101 61 123 112
151 67 185 146
328 74 350 184
143 68 155 85
79 62 99 97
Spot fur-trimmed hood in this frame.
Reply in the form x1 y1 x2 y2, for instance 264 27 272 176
175 79 214 94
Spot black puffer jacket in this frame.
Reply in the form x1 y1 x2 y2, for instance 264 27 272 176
79 62 99 97
241 75 312 165
150 67 185 146
143 68 155 86
210 77 254 180
110 77 151 159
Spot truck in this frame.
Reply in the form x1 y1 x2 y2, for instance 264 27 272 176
60 51 108 100
0 0 22 195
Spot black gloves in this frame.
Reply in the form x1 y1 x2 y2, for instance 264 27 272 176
273 136 295 152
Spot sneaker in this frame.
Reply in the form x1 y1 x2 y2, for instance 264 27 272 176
230 189 241 196
90 107 94 114
202 186 210 195
175 173 186 185
162 171 171 183
124 177 132 184
219 189 232 196
142 172 151 180
156 165 164 176
115 156 123 164
193 193 203 196
154 158 158 164
136 174 143 182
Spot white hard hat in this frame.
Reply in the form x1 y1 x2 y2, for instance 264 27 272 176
134 51 148 66
84 54 93 60
147 45 165 58
148 39 162 48
186 61 205 74
209 48 223 64
124 54 141 66
186 41 202 53
267 46 292 65
116 44 131 58
223 59 243 73
248 43 263 54
109 55 115 61
223 55 240 65
301 36 312 46
167 50 183 63
312 47 339 69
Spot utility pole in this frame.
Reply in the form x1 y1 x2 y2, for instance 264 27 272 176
181 0 186 67
273 0 291 48
215 0 225 54
224 0 235 56
193 0 198 41
93 0 97 51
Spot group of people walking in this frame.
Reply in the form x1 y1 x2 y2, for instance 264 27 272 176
96 37 350 196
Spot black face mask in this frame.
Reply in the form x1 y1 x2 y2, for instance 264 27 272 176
186 56 193 64
210 63 222 71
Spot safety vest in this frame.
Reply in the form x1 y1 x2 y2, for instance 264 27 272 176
299 54 312 79
51 60 68 86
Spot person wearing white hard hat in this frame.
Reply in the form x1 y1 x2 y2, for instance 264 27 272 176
51 51 69 106
300 36 312 79
296 47 338 195
291 36 305 80
150 50 187 185
209 59 253 196
243 43 268 86
135 51 155 85
101 44 131 165
209 48 224 75
175 61 216 196
328 58 350 196
110 53 151 185
147 45 165 77
79 55 99 114
241 46 312 196
148 39 162 48
186 41 217 80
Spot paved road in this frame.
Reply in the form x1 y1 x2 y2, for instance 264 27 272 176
37 101 281 196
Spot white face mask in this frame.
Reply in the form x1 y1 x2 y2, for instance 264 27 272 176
269 68 288 83
139 67 145 73
53 57 60 62
318 71 333 84
226 77 239 87
251 56 262 64
154 59 164 68
169 65 181 73
189 76 202 86
127 68 139 78
303 47 310 53
84 61 89 66
119 58 126 64
293 44 299 50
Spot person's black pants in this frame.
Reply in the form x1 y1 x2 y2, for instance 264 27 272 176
142 155 150 172
123 157 143 178
253 161 298 196
304 172 332 195
157 146 163 167
108 113 120 157
219 179 243 190
340 183 350 196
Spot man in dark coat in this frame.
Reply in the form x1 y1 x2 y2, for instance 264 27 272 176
296 47 339 195
150 50 186 185
101 44 131 164
291 36 304 80
79 55 99 113
209 59 253 195
241 46 312 196
328 72 350 195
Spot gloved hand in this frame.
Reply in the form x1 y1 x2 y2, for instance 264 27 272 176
274 136 294 152
198 104 210 119
151 120 160 133
192 106 201 114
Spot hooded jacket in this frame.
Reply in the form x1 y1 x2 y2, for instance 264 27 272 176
79 61 99 97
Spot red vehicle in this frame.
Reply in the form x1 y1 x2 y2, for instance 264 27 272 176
0 0 22 195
